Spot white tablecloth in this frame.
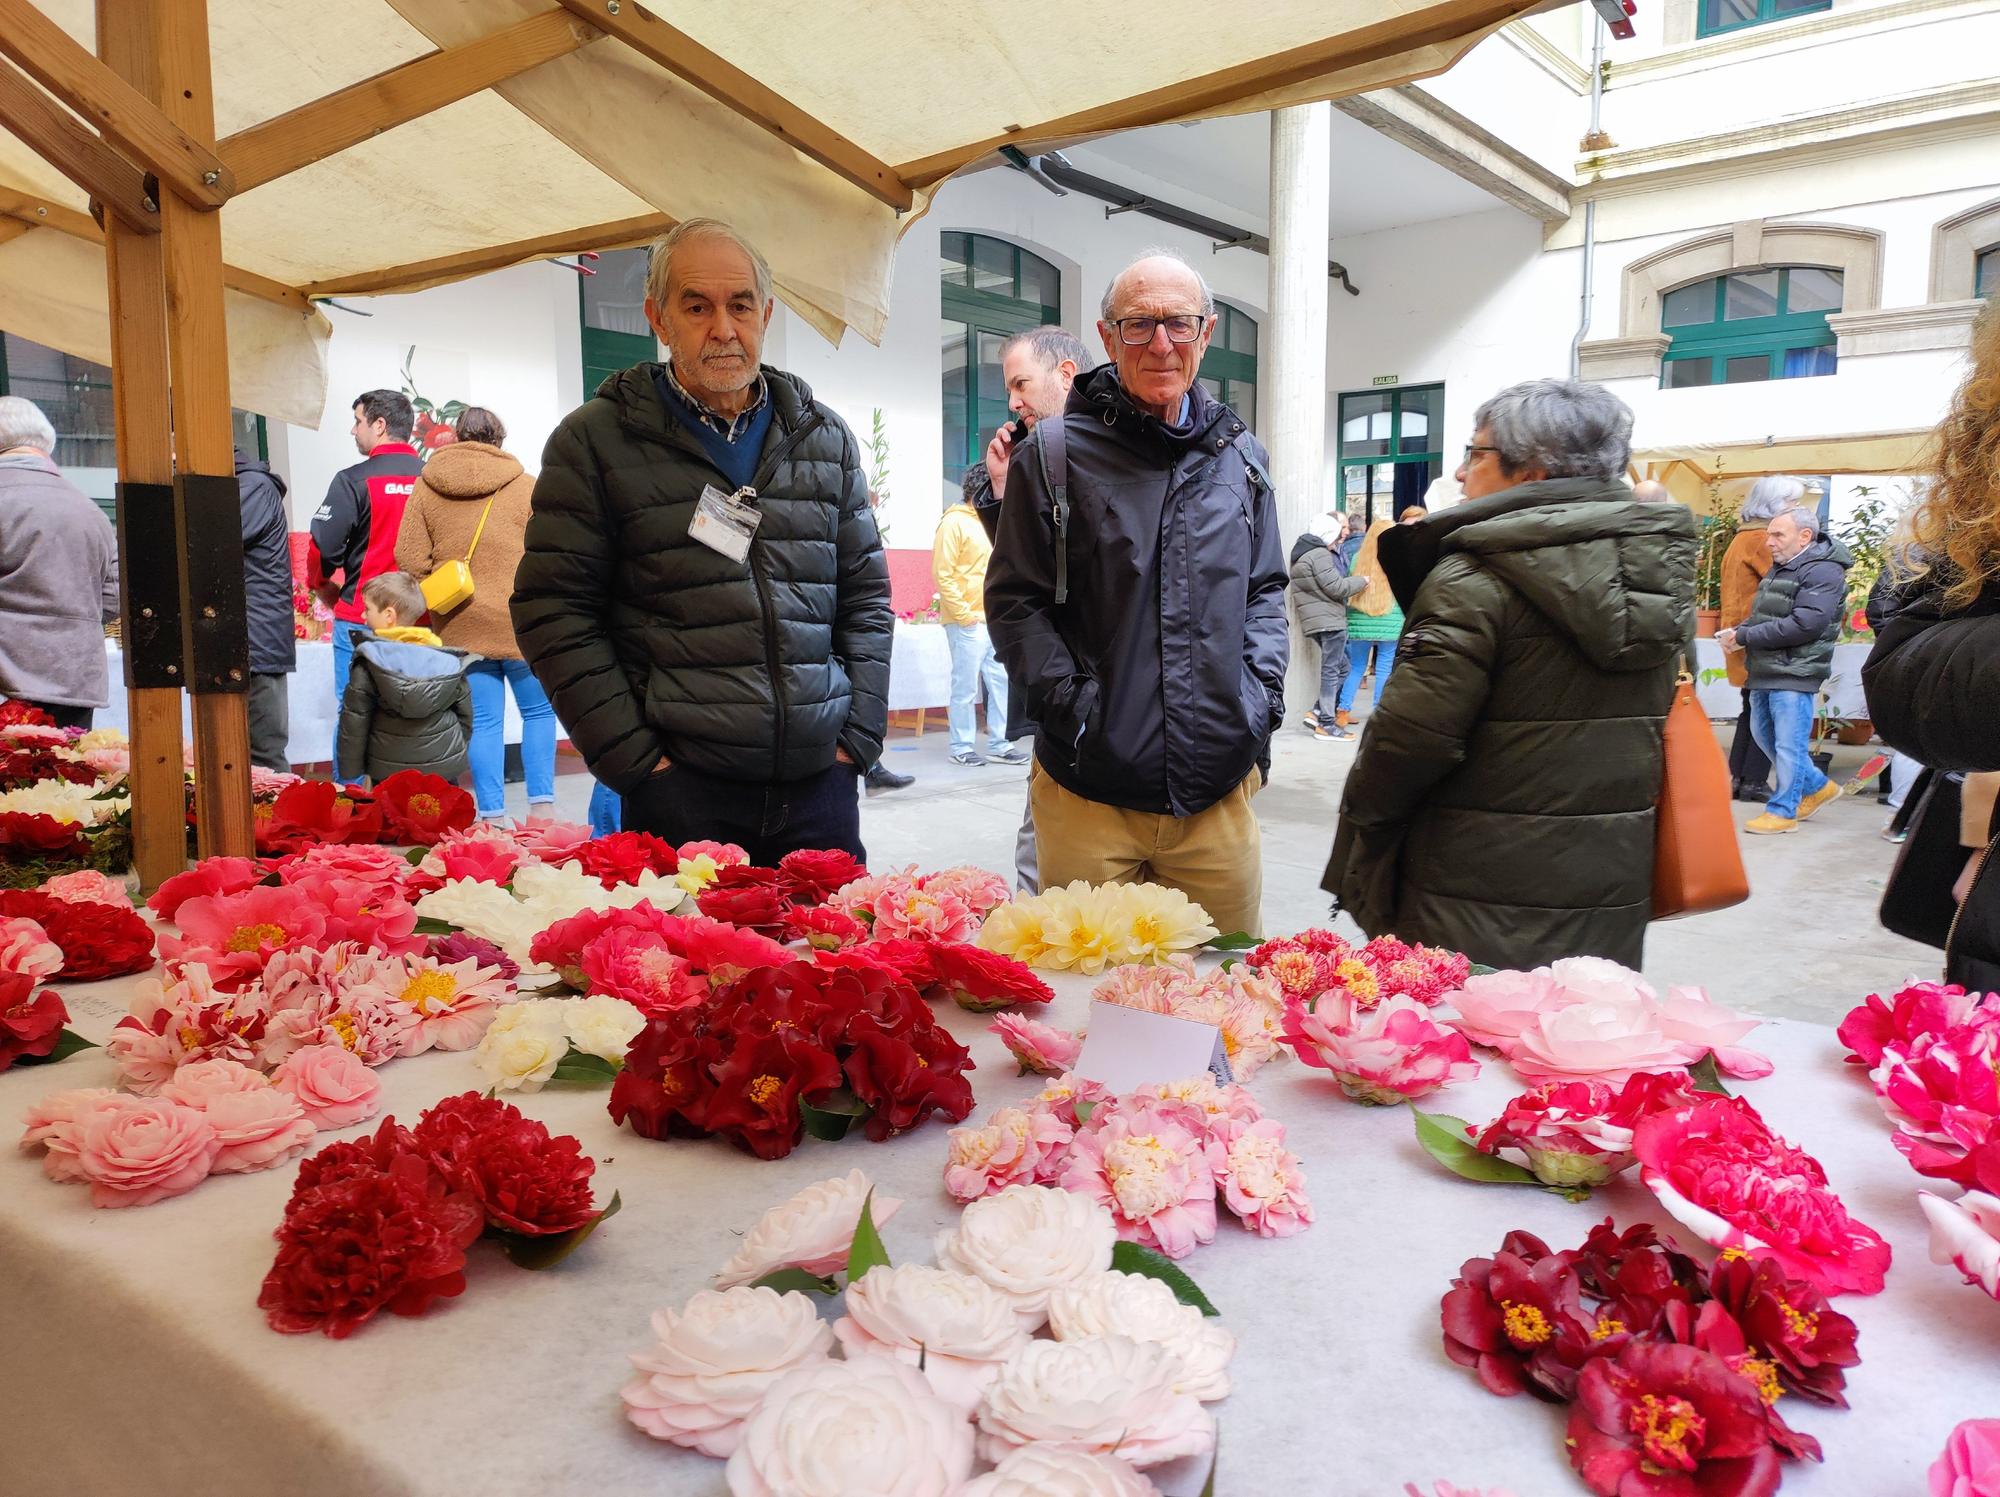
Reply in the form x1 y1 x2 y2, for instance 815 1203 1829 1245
1693 639 1873 721
4 953 1992 1496
888 621 953 712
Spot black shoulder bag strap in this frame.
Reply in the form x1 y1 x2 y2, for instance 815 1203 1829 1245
1034 415 1070 605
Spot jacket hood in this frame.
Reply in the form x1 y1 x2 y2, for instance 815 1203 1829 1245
1407 477 1698 673
233 448 286 497
418 440 523 498
1778 533 1855 574
1072 363 1235 451
357 637 467 716
1290 534 1327 565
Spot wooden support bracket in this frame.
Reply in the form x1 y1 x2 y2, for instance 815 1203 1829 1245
0 56 158 229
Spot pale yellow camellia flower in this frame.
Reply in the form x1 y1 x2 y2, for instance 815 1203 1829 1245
974 900 1050 968
475 1002 567 1093
1040 883 1119 975
674 853 721 895
563 993 646 1063
0 780 128 826
1106 884 1217 965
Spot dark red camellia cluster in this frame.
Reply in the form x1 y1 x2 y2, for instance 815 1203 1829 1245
0 746 98 789
609 957 975 1160
0 970 69 1072
0 811 90 859
373 770 476 846
1441 1218 1859 1495
0 889 155 980
0 699 55 729
260 1095 603 1339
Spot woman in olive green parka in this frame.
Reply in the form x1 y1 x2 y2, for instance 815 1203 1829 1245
1322 380 1697 970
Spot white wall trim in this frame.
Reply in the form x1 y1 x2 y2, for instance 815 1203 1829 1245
1628 0 1988 80
1577 333 1672 380
1828 299 1983 356
1497 20 1591 93
1931 196 2000 302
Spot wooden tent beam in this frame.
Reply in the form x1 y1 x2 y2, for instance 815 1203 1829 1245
550 0 913 212
0 0 234 207
0 219 31 249
895 0 1540 188
302 211 672 299
219 8 603 192
0 56 158 230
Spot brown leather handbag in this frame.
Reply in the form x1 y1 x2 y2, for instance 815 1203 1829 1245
1652 667 1751 919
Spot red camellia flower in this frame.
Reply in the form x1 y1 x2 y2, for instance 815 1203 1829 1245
568 830 679 887
147 855 264 921
0 890 156 981
282 1118 419 1212
777 848 868 902
0 699 55 728
1569 1219 1704 1343
374 770 475 846
814 963 934 1046
1440 1232 1596 1401
258 779 385 854
696 879 793 935
1837 980 1986 1068
673 915 792 986
581 927 709 1015
0 811 90 858
703 1022 845 1160
0 971 67 1071
832 937 942 996
610 1006 728 1140
412 1092 600 1236
842 1021 977 1140
784 903 869 951
1566 1341 1781 1497
1702 1253 1859 1407
530 902 679 990
925 941 1054 1012
1476 1072 1701 1191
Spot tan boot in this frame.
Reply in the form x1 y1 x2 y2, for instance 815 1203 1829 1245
1334 710 1351 730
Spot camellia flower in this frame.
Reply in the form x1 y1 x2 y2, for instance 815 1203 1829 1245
715 1171 905 1290
474 1003 569 1094
621 1286 834 1457
1918 1190 2000 1300
944 1105 1074 1201
935 1184 1118 1328
834 1263 1030 1414
562 992 645 1062
159 1065 315 1174
147 855 264 921
868 883 977 943
1444 968 1574 1052
1208 1114 1314 1239
1284 993 1479 1105
990 1012 1084 1077
958 1447 1162 1497
1872 1023 2000 1143
1929 1419 2000 1497
412 1091 600 1236
37 868 133 908
73 1094 222 1208
928 941 1053 1012
726 1355 974 1497
1474 1072 1700 1190
19 1085 122 1182
1027 1072 1110 1129
271 1043 383 1129
974 895 1056 969
354 953 514 1056
1839 980 1986 1068
1440 1230 1595 1401
581 926 709 1013
374 769 476 845
1046 1271 1236 1402
1565 1341 1781 1497
777 847 869 902
1060 1103 1216 1260
974 1335 1216 1470
0 970 68 1071
1108 882 1218 963
1701 1252 1858 1407
0 889 155 981
920 864 1012 918
784 903 868 950
0 915 62 981
1507 996 1700 1088
163 883 329 990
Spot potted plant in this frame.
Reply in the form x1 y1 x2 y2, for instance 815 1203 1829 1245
1836 483 1895 645
1691 483 1741 639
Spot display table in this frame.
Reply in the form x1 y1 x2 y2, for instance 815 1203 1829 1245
887 620 952 713
3 959 1993 1495
1693 639 1873 721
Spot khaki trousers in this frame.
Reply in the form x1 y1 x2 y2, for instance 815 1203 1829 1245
1030 763 1265 937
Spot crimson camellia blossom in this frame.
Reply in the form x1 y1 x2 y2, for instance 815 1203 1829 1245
0 811 89 859
371 770 476 846
1701 1253 1859 1407
532 902 680 990
695 879 793 936
567 830 679 886
412 1092 600 1235
0 699 55 729
924 941 1054 1012
0 890 155 981
842 1023 976 1140
1836 980 1988 1068
0 971 67 1071
0 746 99 787
256 779 385 855
146 855 263 921
705 1023 845 1160
777 847 868 902
1566 1341 1782 1497
1440 1231 1596 1401
785 903 869 950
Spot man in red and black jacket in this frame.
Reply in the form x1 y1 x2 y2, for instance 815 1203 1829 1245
309 389 423 779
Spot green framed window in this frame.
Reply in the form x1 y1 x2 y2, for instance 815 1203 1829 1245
1978 245 2000 299
579 247 655 395
1660 267 1842 389
1197 303 1258 432
940 232 1062 488
1337 383 1442 526
1697 0 1830 38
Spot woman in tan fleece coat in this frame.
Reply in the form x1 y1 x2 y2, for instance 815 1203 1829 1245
394 407 554 820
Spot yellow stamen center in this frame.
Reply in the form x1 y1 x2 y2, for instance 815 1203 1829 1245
1591 1317 1626 1341
1735 1356 1783 1407
1500 1299 1552 1346
225 921 286 953
409 793 442 819
1779 1302 1819 1341
328 1012 359 1051
1629 1394 1705 1472
399 969 460 1014
747 1074 780 1106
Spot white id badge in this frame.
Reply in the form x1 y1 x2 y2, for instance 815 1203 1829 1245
689 484 762 563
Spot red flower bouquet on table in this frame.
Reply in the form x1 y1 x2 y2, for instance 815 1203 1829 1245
0 888 155 980
374 770 476 845
255 778 385 855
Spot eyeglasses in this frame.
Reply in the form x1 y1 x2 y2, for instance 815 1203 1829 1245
1107 314 1210 346
1462 444 1502 463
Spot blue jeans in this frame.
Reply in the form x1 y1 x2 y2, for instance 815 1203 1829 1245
465 658 557 818
945 620 1010 754
1749 688 1827 819
330 619 367 780
587 780 622 836
1337 638 1398 715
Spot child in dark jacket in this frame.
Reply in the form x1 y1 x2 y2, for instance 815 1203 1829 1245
337 571 472 784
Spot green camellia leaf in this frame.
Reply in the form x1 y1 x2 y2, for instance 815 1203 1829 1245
16 1028 100 1065
412 915 458 936
1468 962 1499 977
1073 1098 1098 1125
800 1088 869 1142
1411 1110 1545 1188
1203 931 1259 951
750 1269 840 1296
1689 1052 1732 1096
499 1191 621 1270
403 846 429 866
846 1188 892 1283
548 1048 621 1085
1109 1240 1218 1317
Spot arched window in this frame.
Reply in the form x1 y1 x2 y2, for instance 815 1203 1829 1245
1197 304 1258 431
1661 266 1843 389
939 232 1061 487
1979 246 1999 299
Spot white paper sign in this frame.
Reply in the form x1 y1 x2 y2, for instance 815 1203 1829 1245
1072 1000 1224 1094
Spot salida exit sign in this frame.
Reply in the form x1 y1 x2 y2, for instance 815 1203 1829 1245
1372 375 1399 386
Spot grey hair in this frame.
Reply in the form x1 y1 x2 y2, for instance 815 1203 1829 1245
1473 379 1633 482
0 395 57 454
1100 247 1217 321
645 218 773 310
1741 475 1805 525
1001 325 1090 372
1773 505 1821 537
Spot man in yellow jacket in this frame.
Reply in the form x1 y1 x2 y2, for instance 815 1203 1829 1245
933 478 1028 766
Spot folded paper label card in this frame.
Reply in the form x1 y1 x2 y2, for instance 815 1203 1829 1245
1073 1000 1226 1094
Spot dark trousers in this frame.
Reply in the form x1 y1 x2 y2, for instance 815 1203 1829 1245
247 672 290 773
1727 687 1772 789
23 700 92 730
1309 631 1350 717
622 760 864 864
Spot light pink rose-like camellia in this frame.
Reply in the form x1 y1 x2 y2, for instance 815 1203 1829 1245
724 1355 972 1497
975 1334 1216 1469
934 1184 1118 1329
74 1095 221 1207
944 1105 1075 1201
715 1170 903 1290
833 1262 1029 1414
621 1286 833 1457
957 1446 1163 1496
1929 1417 2000 1497
270 1043 383 1129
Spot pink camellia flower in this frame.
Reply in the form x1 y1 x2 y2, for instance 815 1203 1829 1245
1839 980 1987 1069
37 869 133 908
73 1095 221 1207
271 1043 383 1129
108 966 273 1090
1545 955 1655 1004
1027 1072 1110 1129
268 842 415 903
1284 993 1479 1105
161 884 328 991
1929 1418 2000 1496
433 838 520 888
1918 1190 2000 1301
1061 1103 1216 1259
1474 1072 1700 1190
259 956 415 1069
1507 996 1701 1088
990 1013 1083 1076
944 1106 1075 1201
1139 1074 1263 1139
159 1057 270 1106
582 927 710 1014
1443 969 1574 1054
83 745 130 780
508 818 592 862
677 839 750 868
1208 1115 1313 1238
0 915 62 981
1633 1097 1891 1297
355 954 514 1055
869 885 977 944
189 1087 317 1173
309 878 424 956
1872 1024 2000 1143
19 1086 122 1182
827 868 918 920
1651 985 1773 1079
146 855 262 921
1092 958 1195 1015
919 865 1011 918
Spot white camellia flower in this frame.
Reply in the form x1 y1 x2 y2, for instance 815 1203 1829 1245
833 1263 1029 1413
715 1171 904 1290
725 1356 973 1497
1047 1272 1236 1402
562 993 646 1063
473 1002 567 1093
0 780 128 825
621 1287 834 1458
975 1335 1216 1470
413 879 534 961
955 1446 1163 1497
934 1184 1118 1328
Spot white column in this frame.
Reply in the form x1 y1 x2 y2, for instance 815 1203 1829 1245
1265 102 1332 707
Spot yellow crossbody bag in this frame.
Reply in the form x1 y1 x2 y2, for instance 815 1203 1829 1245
419 494 497 616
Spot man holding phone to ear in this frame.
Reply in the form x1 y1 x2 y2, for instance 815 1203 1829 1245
959 325 1088 891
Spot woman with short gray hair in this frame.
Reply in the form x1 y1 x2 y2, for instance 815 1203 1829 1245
1322 378 1698 969
1718 475 1804 801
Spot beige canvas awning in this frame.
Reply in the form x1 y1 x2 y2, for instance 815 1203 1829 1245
1633 430 1936 482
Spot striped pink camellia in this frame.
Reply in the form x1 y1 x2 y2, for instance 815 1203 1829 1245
990 1012 1082 1076
1918 1190 2000 1301
1283 992 1479 1105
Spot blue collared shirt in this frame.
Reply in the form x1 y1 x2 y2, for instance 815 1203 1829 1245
661 358 769 445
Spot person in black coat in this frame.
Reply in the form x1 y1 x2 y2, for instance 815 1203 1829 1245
236 448 296 773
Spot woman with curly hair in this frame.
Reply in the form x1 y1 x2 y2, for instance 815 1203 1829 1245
1863 298 2000 989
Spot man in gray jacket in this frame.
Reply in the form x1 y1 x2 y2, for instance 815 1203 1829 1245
1289 529 1367 741
1718 504 1853 834
0 397 117 727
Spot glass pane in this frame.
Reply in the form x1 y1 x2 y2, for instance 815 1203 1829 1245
1396 387 1442 456
1774 0 1829 12
971 236 1014 295
1235 380 1256 434
940 319 970 485
581 248 651 336
1664 358 1714 389
1724 271 1781 321
1979 247 2000 298
1702 0 1759 28
1021 252 1059 315
1781 345 1837 378
1340 392 1392 458
1198 376 1224 404
1662 280 1715 328
1785 267 1843 314
939 231 968 286
975 330 1010 448
231 410 262 460
1342 463 1397 526
1227 308 1258 356
1724 354 1773 384
1 334 116 469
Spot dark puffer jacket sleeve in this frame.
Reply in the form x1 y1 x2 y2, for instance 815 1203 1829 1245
512 418 663 794
1736 555 1844 650
832 424 892 767
1864 588 2000 772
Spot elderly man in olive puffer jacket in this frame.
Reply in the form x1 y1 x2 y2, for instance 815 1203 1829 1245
512 220 890 861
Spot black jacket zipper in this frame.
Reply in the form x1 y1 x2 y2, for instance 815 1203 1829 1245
743 412 825 776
